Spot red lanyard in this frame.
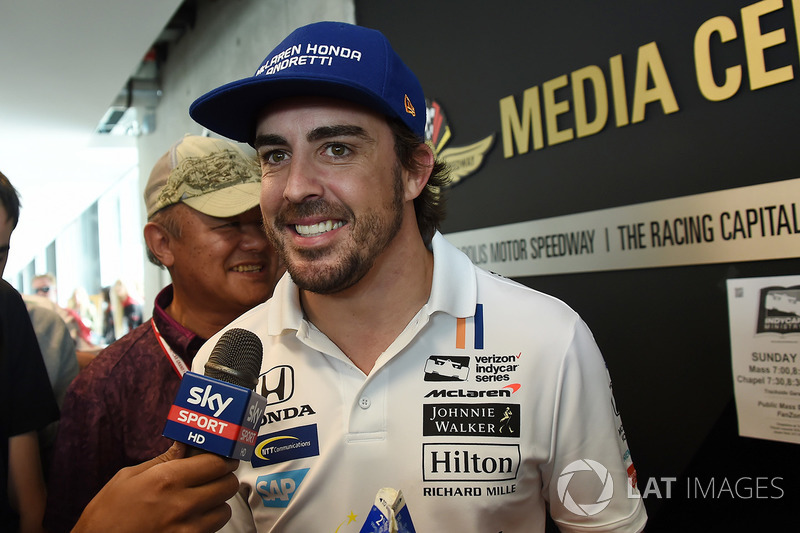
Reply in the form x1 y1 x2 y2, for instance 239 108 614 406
152 320 188 378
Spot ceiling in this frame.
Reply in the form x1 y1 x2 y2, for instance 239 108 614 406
0 0 186 277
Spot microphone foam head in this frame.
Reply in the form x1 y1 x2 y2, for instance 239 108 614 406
204 328 263 389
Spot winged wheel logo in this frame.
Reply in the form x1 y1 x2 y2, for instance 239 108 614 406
425 100 495 187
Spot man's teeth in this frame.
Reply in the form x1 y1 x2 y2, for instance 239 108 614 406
232 265 263 272
295 220 344 236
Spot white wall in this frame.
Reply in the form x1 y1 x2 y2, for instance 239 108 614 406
96 166 145 296
137 0 355 315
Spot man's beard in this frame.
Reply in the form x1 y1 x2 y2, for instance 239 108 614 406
266 165 405 294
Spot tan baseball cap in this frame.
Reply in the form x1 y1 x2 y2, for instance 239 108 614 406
144 135 262 219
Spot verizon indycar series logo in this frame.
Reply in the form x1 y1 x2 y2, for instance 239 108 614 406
424 353 522 384
424 356 470 381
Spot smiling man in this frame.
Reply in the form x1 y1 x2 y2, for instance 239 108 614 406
188 22 646 533
44 135 282 532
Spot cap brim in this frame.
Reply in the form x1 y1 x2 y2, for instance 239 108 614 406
182 182 261 218
190 75 402 146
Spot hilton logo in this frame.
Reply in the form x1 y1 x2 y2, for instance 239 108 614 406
423 443 520 482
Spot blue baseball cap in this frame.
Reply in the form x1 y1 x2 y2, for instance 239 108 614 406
189 21 426 145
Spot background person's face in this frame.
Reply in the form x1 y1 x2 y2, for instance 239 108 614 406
167 205 280 315
32 276 56 302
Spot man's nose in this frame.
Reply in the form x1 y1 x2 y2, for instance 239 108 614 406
282 154 324 204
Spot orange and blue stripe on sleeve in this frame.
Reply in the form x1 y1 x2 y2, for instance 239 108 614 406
456 303 484 350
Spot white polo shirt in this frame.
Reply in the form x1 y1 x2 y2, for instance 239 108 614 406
193 232 647 532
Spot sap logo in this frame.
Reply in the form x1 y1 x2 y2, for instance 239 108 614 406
259 365 294 406
262 404 316 425
256 468 309 508
187 385 233 417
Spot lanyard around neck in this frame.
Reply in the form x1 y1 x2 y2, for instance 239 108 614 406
152 320 188 378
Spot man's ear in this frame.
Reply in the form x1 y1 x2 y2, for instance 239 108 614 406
404 143 436 201
143 222 175 268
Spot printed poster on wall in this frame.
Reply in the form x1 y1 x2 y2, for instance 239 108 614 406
727 275 800 445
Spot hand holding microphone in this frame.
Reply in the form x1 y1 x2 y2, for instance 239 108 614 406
163 328 268 459
71 441 239 533
72 328 266 533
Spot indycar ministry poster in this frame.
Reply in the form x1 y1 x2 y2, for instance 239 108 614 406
727 275 800 445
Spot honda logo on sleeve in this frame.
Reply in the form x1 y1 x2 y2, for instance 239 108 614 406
259 365 294 406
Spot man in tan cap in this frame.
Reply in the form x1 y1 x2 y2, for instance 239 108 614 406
44 135 282 532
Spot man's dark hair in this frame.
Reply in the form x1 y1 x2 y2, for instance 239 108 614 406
0 170 21 228
388 120 449 246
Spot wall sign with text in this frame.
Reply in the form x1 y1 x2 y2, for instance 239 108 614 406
444 178 800 277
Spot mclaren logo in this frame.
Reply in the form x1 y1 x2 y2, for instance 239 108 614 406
426 99 494 188
425 387 516 398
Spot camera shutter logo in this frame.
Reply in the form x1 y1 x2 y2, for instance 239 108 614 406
557 459 614 516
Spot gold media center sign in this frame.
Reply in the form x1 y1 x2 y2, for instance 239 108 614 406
444 178 800 277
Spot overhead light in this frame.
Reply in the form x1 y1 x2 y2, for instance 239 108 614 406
96 78 161 136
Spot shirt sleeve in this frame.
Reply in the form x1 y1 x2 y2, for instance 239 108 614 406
25 302 79 406
1 283 60 438
43 365 121 532
218 489 258 533
544 319 647 532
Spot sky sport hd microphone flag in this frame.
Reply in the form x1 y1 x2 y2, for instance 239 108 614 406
163 328 267 460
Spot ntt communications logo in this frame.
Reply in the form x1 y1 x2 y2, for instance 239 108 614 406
557 459 614 516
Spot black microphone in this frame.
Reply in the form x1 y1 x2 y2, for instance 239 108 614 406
204 328 263 389
163 328 268 460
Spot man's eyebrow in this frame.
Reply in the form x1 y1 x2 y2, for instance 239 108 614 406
253 133 287 150
307 125 370 142
253 125 371 149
